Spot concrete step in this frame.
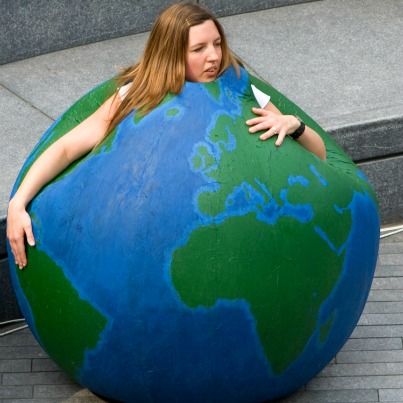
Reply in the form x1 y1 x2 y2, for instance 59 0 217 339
1 0 403 318
0 0 316 64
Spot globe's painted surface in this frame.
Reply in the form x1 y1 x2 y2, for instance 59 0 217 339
9 67 380 402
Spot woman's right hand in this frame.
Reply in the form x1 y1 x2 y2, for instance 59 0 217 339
7 199 35 270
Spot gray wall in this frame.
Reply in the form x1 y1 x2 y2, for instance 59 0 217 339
0 0 315 65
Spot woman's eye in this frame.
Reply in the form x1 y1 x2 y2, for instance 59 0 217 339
214 42 221 47
193 47 203 52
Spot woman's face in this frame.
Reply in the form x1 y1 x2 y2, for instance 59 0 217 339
185 19 222 82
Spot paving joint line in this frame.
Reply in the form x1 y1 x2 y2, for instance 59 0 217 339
0 82 54 122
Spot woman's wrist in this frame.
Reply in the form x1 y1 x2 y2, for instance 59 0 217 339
286 115 300 134
288 116 305 140
9 195 27 211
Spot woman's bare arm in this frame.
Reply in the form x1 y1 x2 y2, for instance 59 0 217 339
7 93 120 269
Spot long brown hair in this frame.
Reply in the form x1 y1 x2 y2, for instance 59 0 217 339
106 2 240 136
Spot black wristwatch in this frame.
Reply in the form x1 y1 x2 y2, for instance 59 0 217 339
290 116 305 140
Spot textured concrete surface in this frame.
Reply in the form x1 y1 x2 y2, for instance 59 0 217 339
221 0 403 129
360 156 403 225
0 0 316 65
330 118 403 162
0 33 147 120
0 232 402 402
0 0 174 65
200 0 313 17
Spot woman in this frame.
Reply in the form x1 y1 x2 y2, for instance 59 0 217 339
7 2 326 269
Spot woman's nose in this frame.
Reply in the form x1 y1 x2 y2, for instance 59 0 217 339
207 45 219 61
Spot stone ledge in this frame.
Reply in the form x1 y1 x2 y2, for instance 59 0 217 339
359 155 403 225
200 0 313 16
0 0 316 65
329 117 403 162
0 0 173 65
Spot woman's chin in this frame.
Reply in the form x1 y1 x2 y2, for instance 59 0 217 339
201 73 218 82
185 73 218 83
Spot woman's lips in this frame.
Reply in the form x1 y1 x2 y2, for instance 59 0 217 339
204 66 218 76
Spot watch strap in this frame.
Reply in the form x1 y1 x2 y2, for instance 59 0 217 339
290 116 305 140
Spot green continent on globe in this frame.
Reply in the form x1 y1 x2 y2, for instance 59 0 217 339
172 215 344 374
171 98 366 374
18 246 107 377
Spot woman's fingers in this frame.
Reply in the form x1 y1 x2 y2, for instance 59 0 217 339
9 231 26 269
259 126 280 141
274 128 288 146
24 221 36 247
15 237 27 269
247 108 278 135
251 107 268 116
7 209 34 270
17 216 35 269
247 109 294 146
248 120 272 133
245 116 266 127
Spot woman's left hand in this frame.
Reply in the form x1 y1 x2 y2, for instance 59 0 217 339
246 107 300 146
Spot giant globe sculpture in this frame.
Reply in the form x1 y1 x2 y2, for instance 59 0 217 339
8 67 380 402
